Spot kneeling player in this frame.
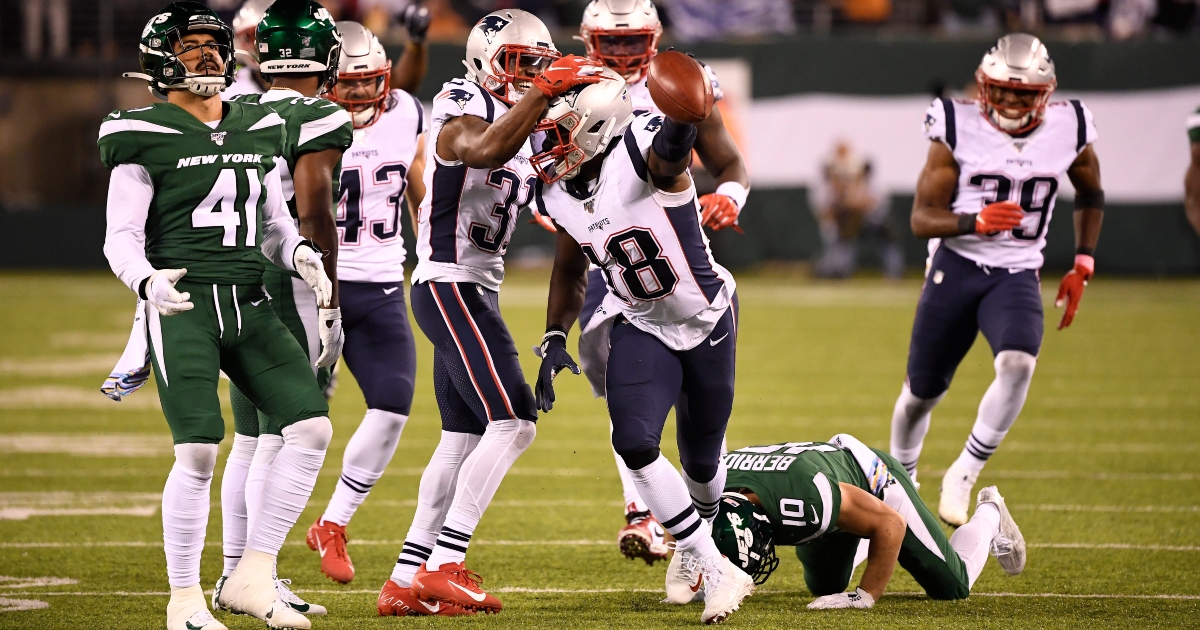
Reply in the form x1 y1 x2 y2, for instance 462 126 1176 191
713 435 1025 609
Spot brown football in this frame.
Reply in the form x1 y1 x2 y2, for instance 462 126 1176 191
647 50 714 124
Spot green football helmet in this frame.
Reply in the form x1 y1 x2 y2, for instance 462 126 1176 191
124 1 235 98
712 492 779 585
256 0 343 94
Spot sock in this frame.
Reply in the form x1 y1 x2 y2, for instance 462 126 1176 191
955 351 1037 476
950 502 1001 588
424 419 535 570
391 532 436 587
628 454 719 561
322 409 408 526
683 461 726 523
889 384 944 481
163 444 217 588
613 447 648 514
247 417 332 555
220 433 257 575
244 434 283 540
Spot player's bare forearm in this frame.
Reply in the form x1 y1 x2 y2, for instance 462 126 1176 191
440 91 549 169
545 227 589 332
405 136 427 234
1067 145 1104 255
694 107 748 188
294 148 342 307
1184 144 1200 236
834 483 906 601
390 42 427 94
910 141 966 239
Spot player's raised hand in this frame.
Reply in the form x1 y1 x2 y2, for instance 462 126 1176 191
398 3 430 44
533 55 608 98
699 193 742 232
975 201 1024 234
534 329 580 413
807 587 875 610
294 242 333 307
1055 253 1094 330
146 268 193 316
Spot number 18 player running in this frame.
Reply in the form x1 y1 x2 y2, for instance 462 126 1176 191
889 34 1105 526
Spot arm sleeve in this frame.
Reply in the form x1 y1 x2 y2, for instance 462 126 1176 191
103 164 157 294
297 102 354 155
259 158 304 272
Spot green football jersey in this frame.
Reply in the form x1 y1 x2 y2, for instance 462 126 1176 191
723 442 870 547
99 101 287 285
1189 105 1200 144
226 90 353 219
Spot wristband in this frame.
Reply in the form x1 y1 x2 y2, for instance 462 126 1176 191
297 239 324 256
958 213 977 235
715 182 749 210
137 276 151 300
1074 253 1095 276
652 117 697 164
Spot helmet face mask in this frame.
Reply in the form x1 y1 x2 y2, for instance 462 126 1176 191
331 21 391 128
486 44 558 103
530 67 632 184
130 2 235 99
712 492 780 586
975 33 1056 135
531 114 588 183
580 0 662 82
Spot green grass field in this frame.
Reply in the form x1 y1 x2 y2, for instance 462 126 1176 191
1 269 1198 629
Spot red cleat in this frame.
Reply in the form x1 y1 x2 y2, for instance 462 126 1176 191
377 578 473 616
618 505 670 565
305 518 355 584
411 563 502 614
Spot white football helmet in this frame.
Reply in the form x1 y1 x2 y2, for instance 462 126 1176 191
580 0 662 82
975 33 1057 134
330 21 391 128
232 0 274 67
531 65 632 183
464 9 559 105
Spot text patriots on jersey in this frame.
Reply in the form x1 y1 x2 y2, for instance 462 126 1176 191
587 217 610 232
176 154 265 169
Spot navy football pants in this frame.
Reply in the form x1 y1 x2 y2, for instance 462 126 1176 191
339 281 417 416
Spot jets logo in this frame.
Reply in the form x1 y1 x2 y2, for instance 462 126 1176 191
210 132 227 146
441 88 475 111
477 15 511 44
643 115 663 132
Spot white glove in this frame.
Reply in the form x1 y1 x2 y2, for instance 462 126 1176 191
807 587 875 610
314 307 344 368
293 243 332 307
145 268 193 316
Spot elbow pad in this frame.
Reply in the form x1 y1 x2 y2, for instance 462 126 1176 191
651 118 697 164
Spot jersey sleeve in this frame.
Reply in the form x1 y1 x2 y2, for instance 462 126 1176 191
430 80 498 126
699 62 724 103
1070 100 1099 151
97 111 142 169
620 112 666 182
103 163 156 293
922 98 955 150
296 101 353 156
1189 106 1200 144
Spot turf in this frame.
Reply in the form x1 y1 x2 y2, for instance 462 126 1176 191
0 269 1198 629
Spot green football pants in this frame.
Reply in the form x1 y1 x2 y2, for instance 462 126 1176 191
148 279 328 445
794 449 970 600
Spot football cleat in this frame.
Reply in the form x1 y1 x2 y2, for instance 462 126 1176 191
411 562 502 613
699 556 755 625
618 507 670 565
210 574 231 612
277 578 327 615
216 559 311 629
306 518 355 584
378 578 474 616
663 546 705 605
169 585 228 630
978 486 1026 575
938 460 980 527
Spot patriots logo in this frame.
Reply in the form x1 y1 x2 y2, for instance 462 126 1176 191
560 85 587 108
477 15 511 44
440 88 475 111
210 132 227 146
643 115 663 132
924 113 935 131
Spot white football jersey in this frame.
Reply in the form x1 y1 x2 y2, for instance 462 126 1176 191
336 90 425 283
923 97 1098 270
222 67 265 99
536 113 736 351
411 79 539 291
625 62 724 115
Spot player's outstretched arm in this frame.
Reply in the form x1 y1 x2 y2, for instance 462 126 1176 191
293 148 343 308
1187 142 1200 237
1057 144 1105 330
438 92 548 169
829 483 906 604
694 106 750 231
535 226 588 412
404 134 427 234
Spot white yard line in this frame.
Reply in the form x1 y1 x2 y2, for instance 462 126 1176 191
0 434 171 457
1016 504 1200 513
0 387 161 410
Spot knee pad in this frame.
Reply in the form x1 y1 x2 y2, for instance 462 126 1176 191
283 416 333 451
619 447 660 471
995 350 1037 382
173 443 218 476
488 418 536 452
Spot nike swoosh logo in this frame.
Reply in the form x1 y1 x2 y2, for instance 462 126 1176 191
186 623 203 630
690 575 704 593
317 539 328 558
419 600 441 612
383 287 399 295
251 299 265 306
448 580 487 602
709 333 729 346
288 602 310 613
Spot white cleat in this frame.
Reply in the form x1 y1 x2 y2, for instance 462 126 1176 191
978 486 1026 575
169 585 228 630
217 566 311 629
663 547 705 605
277 578 327 615
938 460 979 527
699 556 755 625
211 575 234 613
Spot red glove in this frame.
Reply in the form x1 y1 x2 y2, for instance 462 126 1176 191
533 55 608 98
1055 254 1095 330
699 193 742 232
975 201 1024 234
529 212 557 233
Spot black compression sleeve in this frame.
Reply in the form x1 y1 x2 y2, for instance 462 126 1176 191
651 118 697 164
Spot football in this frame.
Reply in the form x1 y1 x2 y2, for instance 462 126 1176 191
647 50 714 124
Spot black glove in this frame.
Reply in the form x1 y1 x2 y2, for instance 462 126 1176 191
398 3 430 44
534 328 579 413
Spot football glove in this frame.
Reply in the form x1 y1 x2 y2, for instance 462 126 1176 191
294 242 333 307
530 213 557 233
974 201 1024 234
807 587 875 610
534 329 580 413
1055 253 1094 330
699 193 742 232
314 307 344 368
146 268 194 316
533 55 608 99
398 3 430 44
101 364 152 401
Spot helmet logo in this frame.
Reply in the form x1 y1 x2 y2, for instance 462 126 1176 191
477 15 511 44
314 8 333 22
560 85 587 108
143 12 171 38
726 513 755 567
442 88 475 111
210 132 227 146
